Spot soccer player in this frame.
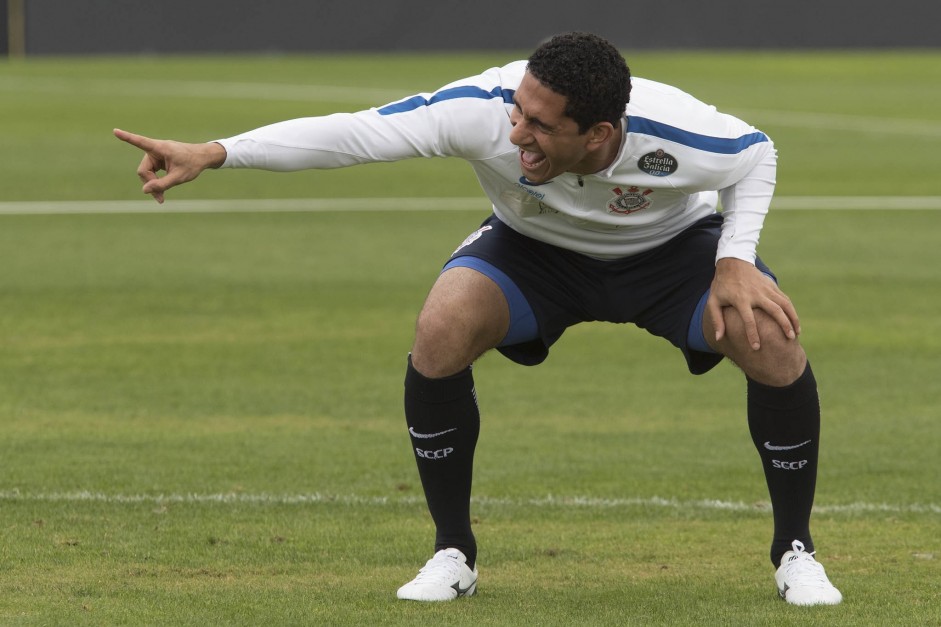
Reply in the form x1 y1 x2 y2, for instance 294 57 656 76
114 32 842 606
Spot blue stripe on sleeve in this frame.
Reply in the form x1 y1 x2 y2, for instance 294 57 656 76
378 86 515 115
627 116 768 154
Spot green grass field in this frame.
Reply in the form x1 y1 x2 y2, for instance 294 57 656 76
1 50 940 625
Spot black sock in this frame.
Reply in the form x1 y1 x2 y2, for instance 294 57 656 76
404 355 480 569
747 362 820 567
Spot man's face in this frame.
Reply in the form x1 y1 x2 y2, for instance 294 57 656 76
509 72 596 184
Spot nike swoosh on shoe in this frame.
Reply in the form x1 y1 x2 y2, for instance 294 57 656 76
451 576 477 597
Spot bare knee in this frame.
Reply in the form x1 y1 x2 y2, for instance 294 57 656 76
411 309 482 377
410 268 509 378
710 307 807 386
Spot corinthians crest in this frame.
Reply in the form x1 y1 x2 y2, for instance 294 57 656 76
607 186 653 215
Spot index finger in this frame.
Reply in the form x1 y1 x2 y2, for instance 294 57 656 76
113 128 157 152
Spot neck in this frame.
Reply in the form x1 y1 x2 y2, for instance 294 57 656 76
574 119 623 175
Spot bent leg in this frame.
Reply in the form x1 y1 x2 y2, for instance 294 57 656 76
404 267 510 569
410 266 510 377
705 302 806 387
706 306 821 566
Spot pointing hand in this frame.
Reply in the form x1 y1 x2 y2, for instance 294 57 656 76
113 128 226 203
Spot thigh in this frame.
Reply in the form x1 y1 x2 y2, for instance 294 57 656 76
411 266 510 378
446 215 598 366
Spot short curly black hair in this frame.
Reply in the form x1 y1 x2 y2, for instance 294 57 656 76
527 32 632 134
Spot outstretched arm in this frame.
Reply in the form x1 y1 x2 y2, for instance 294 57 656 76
113 129 227 203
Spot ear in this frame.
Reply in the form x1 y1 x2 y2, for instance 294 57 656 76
585 122 617 150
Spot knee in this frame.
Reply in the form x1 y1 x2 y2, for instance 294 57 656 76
410 267 510 378
411 305 502 378
413 306 460 354
718 307 807 386
756 333 807 385
411 310 459 377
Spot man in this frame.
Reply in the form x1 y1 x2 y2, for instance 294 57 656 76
115 32 842 606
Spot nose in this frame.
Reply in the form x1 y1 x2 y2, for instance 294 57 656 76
508 110 529 147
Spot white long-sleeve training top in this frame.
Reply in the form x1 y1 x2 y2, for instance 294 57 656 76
216 60 776 263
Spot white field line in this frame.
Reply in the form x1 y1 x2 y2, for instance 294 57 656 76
3 75 941 137
0 490 937 515
2 196 941 216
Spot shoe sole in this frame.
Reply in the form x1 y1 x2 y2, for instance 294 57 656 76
778 585 842 606
397 579 477 602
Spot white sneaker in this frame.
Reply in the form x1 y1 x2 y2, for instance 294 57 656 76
775 540 843 606
396 548 478 602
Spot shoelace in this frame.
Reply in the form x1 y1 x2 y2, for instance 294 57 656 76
411 553 463 585
782 541 831 587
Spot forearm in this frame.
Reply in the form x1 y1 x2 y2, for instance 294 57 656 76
716 148 777 264
215 111 439 172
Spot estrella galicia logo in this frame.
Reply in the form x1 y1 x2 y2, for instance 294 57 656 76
638 149 678 177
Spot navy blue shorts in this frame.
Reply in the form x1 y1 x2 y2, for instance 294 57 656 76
444 213 774 375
